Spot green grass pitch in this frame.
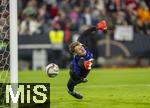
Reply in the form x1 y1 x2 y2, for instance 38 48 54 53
18 68 150 108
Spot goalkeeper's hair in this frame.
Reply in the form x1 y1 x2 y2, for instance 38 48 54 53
69 41 81 54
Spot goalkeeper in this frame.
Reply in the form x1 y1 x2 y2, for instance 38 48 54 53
67 20 107 99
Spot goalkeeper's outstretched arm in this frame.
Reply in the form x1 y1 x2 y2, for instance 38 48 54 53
77 26 97 42
77 20 107 43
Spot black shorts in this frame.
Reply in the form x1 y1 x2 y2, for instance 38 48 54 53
69 70 83 84
69 64 90 84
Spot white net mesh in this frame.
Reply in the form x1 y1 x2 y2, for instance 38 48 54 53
0 0 10 106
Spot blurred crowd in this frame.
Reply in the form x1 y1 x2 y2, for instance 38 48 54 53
18 0 150 36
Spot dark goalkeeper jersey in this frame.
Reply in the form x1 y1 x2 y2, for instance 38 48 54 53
70 26 97 77
71 46 93 77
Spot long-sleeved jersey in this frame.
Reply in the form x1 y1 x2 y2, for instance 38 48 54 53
70 26 97 78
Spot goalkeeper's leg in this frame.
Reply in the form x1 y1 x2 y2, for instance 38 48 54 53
67 78 83 99
67 69 85 99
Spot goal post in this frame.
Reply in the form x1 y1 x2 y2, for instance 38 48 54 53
10 0 18 84
10 0 18 108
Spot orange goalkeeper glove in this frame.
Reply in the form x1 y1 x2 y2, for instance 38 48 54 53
84 59 94 70
97 20 107 30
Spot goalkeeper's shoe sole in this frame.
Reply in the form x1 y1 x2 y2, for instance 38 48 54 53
67 90 83 99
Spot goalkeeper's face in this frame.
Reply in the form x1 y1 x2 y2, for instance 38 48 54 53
74 44 86 56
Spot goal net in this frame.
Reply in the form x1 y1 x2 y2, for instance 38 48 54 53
0 0 18 107
0 0 10 106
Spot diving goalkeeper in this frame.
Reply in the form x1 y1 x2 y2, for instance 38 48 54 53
67 20 107 99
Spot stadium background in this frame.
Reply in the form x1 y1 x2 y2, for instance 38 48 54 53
17 0 150 70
